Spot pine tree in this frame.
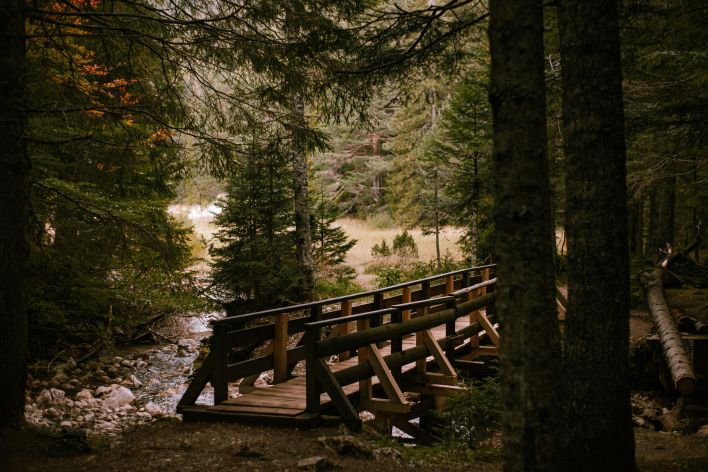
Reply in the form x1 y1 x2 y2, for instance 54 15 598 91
210 138 299 312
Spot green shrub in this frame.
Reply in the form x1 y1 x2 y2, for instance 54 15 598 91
392 230 419 258
434 377 501 450
371 239 392 258
374 266 403 287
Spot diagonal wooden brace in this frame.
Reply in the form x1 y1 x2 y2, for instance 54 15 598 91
476 311 500 347
367 343 408 405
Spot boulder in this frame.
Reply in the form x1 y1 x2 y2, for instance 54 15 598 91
318 435 373 458
144 402 163 417
76 389 94 402
297 456 337 471
178 338 199 352
105 386 135 408
37 388 65 406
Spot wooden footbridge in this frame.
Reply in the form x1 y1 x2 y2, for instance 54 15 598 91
177 265 501 439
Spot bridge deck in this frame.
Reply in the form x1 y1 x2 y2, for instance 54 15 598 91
206 318 473 417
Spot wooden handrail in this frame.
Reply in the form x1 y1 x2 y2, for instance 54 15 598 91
450 278 497 296
304 307 399 329
391 295 455 310
212 264 496 327
311 293 497 358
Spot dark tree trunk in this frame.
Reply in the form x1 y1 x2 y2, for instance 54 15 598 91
647 188 658 257
628 201 637 257
0 0 29 428
488 1 562 470
558 1 636 470
656 175 676 251
636 200 644 258
291 93 314 300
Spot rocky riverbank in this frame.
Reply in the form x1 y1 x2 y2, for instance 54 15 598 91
24 338 204 443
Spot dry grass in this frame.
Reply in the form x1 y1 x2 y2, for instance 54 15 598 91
335 217 464 289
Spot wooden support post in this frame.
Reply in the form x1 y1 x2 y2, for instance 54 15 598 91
391 308 403 380
338 300 353 361
445 275 455 294
211 323 228 405
305 326 321 414
357 318 372 400
471 268 491 324
273 313 288 383
372 292 384 328
421 280 431 299
415 306 428 375
444 297 456 360
401 286 412 321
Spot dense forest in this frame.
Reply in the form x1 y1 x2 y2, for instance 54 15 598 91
1 1 706 471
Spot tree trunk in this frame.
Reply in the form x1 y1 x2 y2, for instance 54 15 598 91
656 175 676 251
558 1 636 469
641 268 697 396
0 0 29 428
291 93 314 301
434 169 441 268
471 153 479 263
647 188 658 257
488 1 562 470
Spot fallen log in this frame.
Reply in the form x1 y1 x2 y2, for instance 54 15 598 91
641 268 697 396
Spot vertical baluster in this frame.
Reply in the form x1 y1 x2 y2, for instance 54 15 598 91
338 300 352 361
212 323 228 405
273 312 288 383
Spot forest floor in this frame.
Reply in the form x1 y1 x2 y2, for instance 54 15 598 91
3 419 708 472
4 280 707 471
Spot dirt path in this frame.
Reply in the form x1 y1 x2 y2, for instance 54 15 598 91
4 421 708 472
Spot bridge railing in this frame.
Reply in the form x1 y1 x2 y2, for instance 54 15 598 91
177 264 495 409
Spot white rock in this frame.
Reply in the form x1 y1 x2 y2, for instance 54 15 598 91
136 412 152 420
76 389 94 402
105 386 135 407
697 425 708 437
177 338 199 352
84 413 95 422
60 420 74 428
121 359 133 367
144 402 163 416
95 421 115 430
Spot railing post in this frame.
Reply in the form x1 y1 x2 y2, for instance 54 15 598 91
357 318 372 400
401 286 412 321
445 274 455 295
338 300 353 361
211 323 228 405
416 281 431 375
371 292 384 328
273 312 288 383
391 307 403 381
444 274 456 323
305 324 321 414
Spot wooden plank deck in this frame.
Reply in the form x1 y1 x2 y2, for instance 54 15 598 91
206 317 476 417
